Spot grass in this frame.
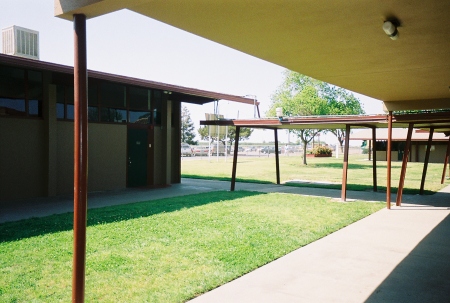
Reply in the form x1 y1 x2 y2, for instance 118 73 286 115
0 191 384 302
181 154 449 194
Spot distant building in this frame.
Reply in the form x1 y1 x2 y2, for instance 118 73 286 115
2 26 39 60
351 128 449 163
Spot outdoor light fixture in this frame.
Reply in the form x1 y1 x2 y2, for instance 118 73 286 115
383 20 399 40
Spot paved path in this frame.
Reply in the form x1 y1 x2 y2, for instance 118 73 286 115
2 179 450 302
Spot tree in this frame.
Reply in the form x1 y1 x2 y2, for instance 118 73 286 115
323 86 365 152
198 125 253 152
267 71 328 164
181 106 197 145
267 70 365 163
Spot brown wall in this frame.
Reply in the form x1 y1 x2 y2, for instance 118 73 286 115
0 119 46 200
376 142 447 163
56 121 127 195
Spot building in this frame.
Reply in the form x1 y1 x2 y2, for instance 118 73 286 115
351 128 449 163
0 53 255 201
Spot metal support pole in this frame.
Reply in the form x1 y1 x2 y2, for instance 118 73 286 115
396 123 413 206
441 136 450 184
73 14 88 303
386 111 392 209
231 126 240 191
274 129 280 184
256 104 261 118
420 128 434 195
341 125 350 201
368 139 372 161
372 127 377 192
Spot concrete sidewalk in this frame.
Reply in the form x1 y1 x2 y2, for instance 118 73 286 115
2 179 450 302
188 182 450 303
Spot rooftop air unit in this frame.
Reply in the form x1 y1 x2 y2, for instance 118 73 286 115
2 25 39 60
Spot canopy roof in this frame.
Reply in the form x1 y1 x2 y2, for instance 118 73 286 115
200 112 450 135
55 0 450 111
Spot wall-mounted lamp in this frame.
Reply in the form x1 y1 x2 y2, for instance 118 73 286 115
383 20 399 40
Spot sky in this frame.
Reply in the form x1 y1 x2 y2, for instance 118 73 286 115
0 0 385 144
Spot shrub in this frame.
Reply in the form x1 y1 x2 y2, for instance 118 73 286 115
312 146 332 156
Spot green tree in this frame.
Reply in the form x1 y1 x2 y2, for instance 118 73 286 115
267 70 365 163
267 71 327 164
325 87 365 152
198 125 253 153
181 106 198 145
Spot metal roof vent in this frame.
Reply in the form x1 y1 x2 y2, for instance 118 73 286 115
2 25 39 60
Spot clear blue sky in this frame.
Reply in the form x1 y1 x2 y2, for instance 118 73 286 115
1 0 384 144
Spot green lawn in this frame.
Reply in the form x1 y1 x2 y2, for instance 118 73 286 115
182 154 449 194
0 191 384 302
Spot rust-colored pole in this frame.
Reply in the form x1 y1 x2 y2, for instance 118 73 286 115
441 136 450 184
368 139 372 161
231 126 240 191
372 127 377 192
73 14 88 303
274 129 280 184
420 128 434 195
386 111 392 209
396 123 413 206
341 125 350 201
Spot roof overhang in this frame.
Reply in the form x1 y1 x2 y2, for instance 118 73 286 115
55 0 450 111
0 53 256 105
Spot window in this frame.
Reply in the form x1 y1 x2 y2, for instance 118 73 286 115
0 65 42 118
129 86 151 124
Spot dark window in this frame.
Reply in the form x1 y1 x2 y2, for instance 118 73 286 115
101 107 127 123
28 70 42 100
0 97 26 116
88 83 98 105
0 66 27 117
101 82 126 108
67 104 74 120
129 86 151 110
88 106 99 122
28 99 42 117
0 66 25 98
129 111 151 124
56 103 64 119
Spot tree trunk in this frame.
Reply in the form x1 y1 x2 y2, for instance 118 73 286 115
302 141 308 165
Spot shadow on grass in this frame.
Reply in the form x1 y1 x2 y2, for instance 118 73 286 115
308 162 370 170
182 174 274 184
284 182 434 195
0 190 263 243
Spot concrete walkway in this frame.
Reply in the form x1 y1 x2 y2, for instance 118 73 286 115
2 179 450 302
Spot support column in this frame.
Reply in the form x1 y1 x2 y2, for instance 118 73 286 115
386 111 392 209
341 124 350 201
73 14 88 303
420 128 434 195
396 123 413 206
274 129 280 184
368 139 372 161
441 136 450 184
231 126 240 191
372 127 377 192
